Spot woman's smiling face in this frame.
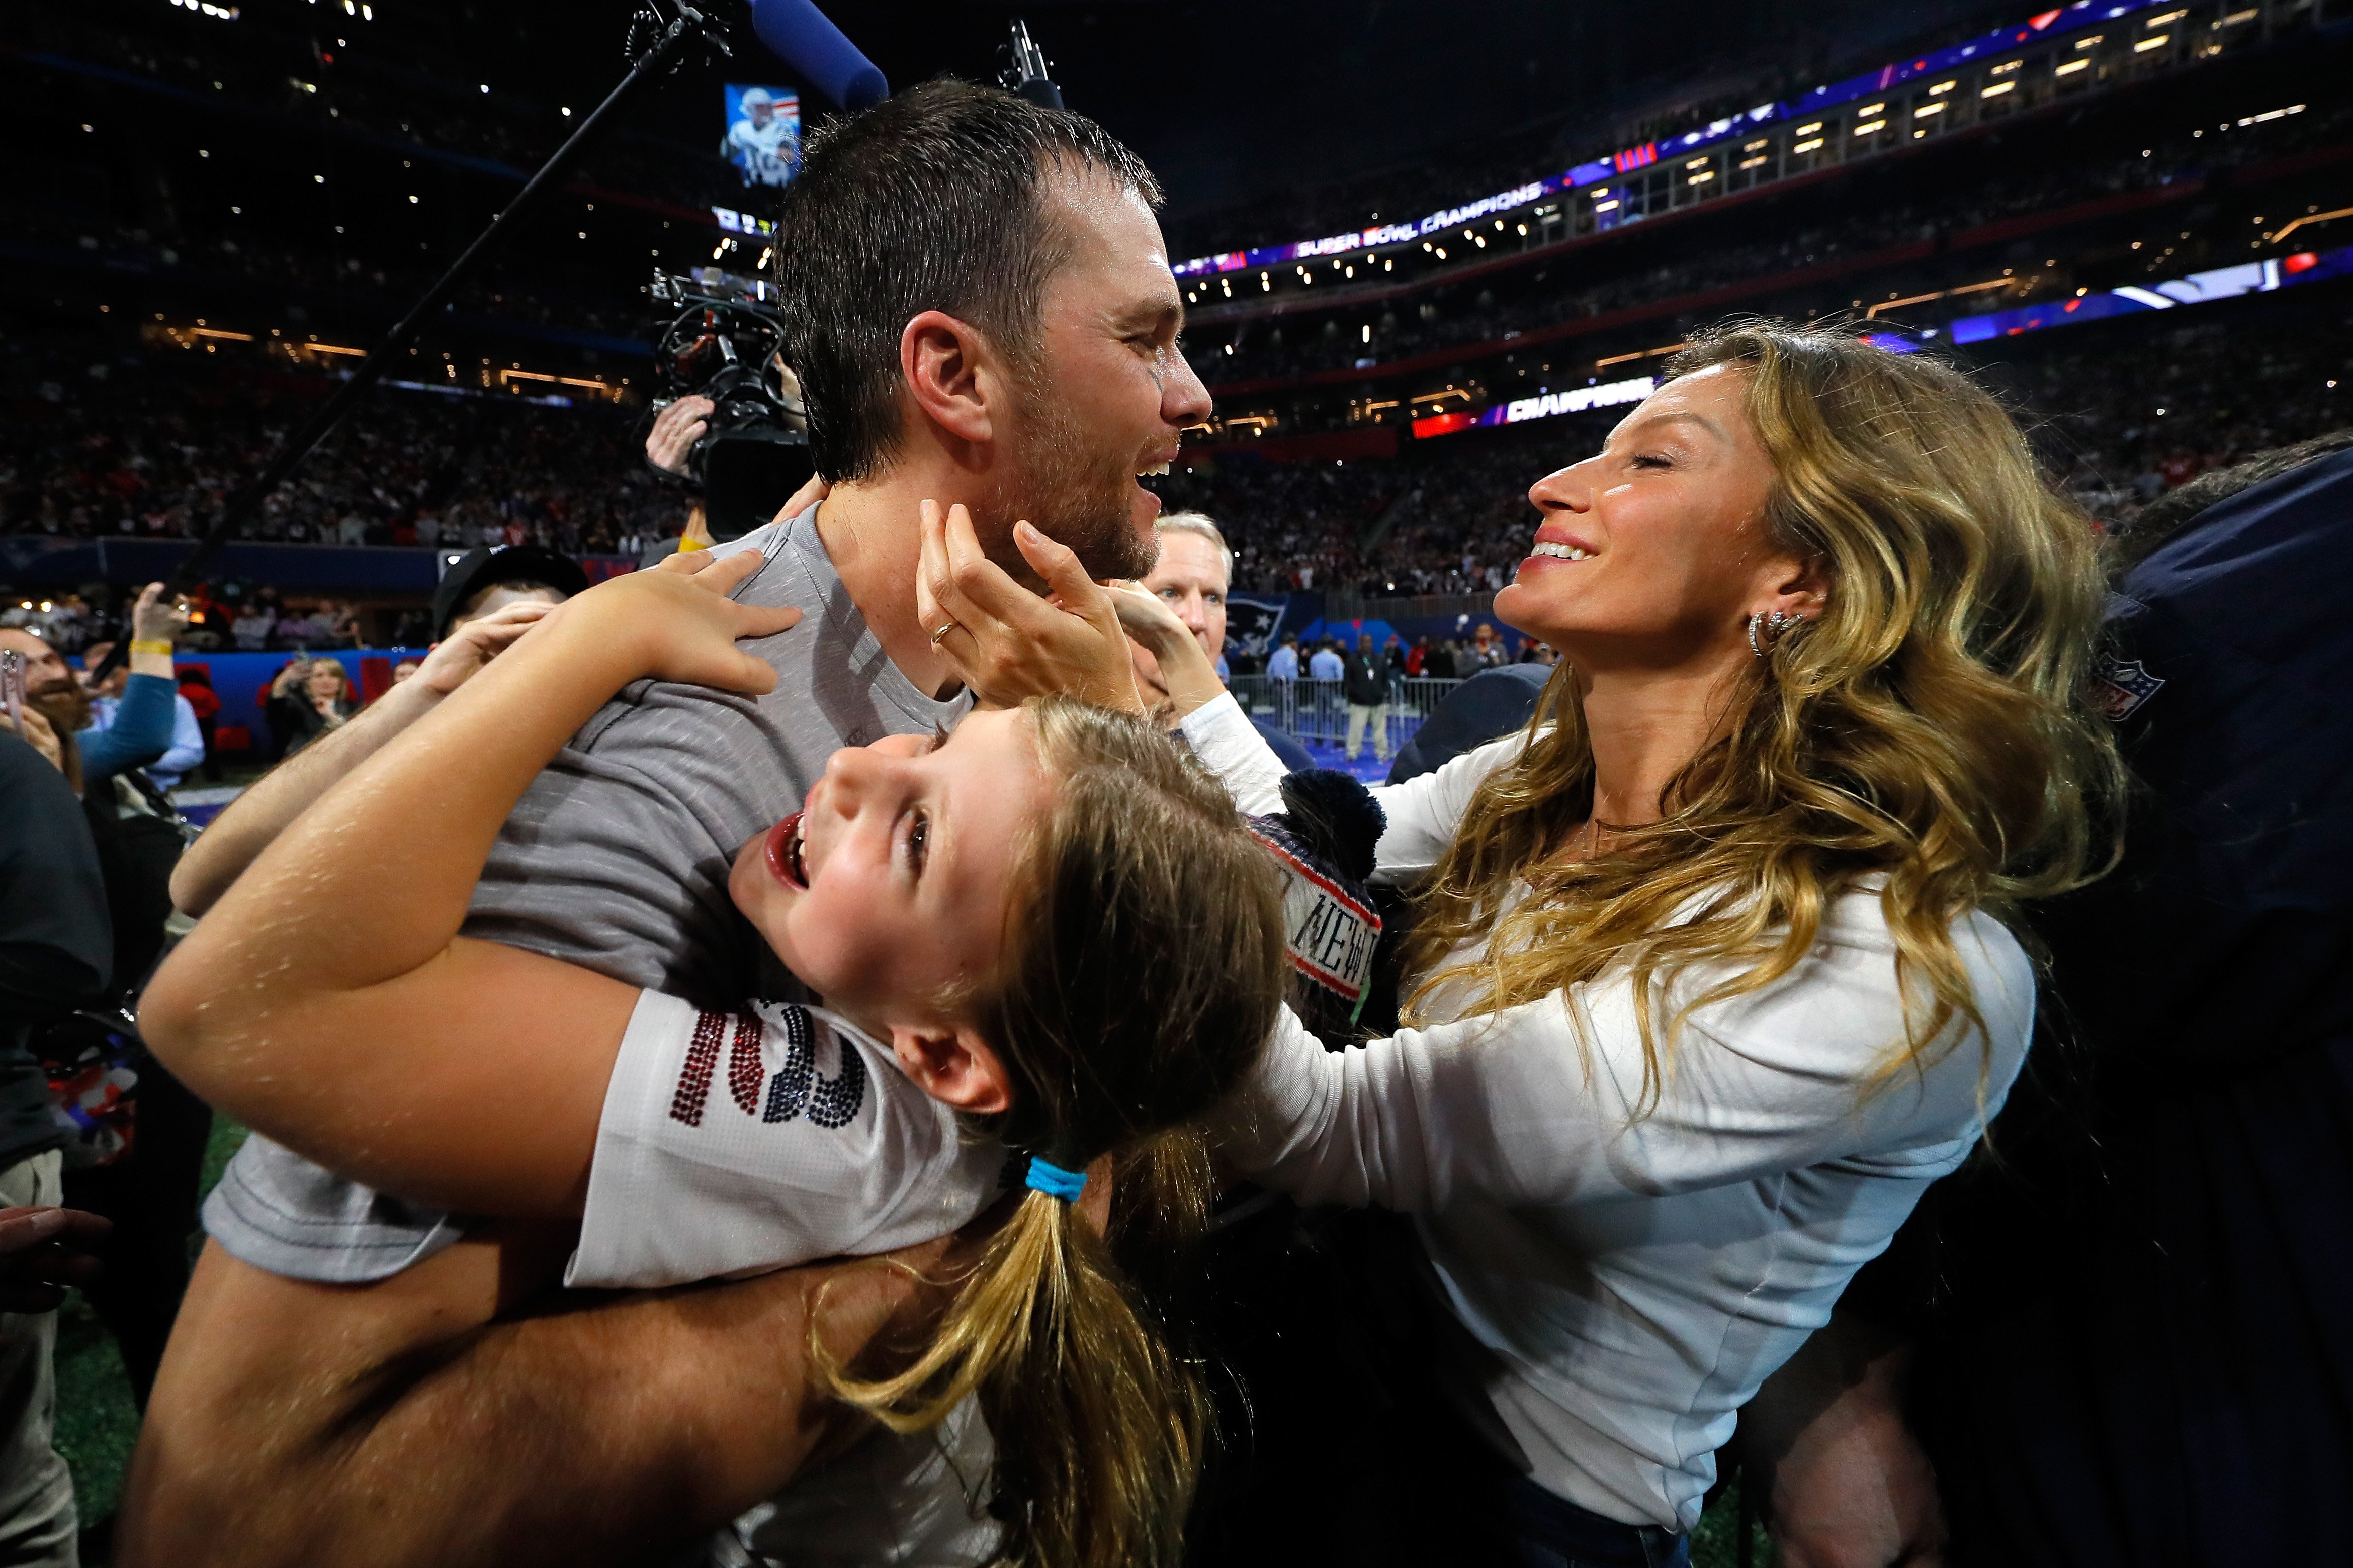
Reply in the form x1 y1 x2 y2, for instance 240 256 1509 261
728 707 1054 1035
1495 364 1793 672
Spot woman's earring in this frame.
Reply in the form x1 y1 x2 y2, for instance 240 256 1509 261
1748 610 1807 659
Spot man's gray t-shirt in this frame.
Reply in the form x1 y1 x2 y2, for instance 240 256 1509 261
204 505 972 1280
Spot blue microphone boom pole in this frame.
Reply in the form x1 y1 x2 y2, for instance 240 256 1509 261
92 1 731 680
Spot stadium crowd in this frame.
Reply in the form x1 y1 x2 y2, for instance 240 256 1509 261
1 362 683 559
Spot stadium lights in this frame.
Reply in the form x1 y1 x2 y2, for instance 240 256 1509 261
2134 34 2169 51
1982 81 2016 97
2057 58 2089 74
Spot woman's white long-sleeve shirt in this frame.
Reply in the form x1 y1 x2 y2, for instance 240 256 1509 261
1181 692 2033 1534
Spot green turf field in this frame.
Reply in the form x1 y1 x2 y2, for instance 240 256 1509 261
53 1114 1770 1562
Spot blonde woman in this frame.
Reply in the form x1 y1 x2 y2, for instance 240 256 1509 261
265 656 358 758
920 320 2124 1563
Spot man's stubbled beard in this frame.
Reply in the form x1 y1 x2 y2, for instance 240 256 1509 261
971 357 1157 585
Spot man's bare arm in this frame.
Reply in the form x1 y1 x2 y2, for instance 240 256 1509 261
118 1226 961 1568
169 602 551 916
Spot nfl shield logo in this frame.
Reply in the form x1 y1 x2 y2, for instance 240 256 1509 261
2092 655 2164 720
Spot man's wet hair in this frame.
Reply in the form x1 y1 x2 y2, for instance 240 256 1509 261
772 79 1161 484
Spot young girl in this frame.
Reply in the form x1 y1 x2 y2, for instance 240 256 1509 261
139 550 1288 1568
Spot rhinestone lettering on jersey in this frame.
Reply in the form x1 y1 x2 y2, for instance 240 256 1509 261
668 1009 727 1126
726 1012 766 1117
761 1005 868 1129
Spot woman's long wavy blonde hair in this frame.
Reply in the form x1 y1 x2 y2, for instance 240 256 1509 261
1404 320 2126 1107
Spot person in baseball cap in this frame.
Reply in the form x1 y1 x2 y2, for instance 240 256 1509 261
429 545 590 643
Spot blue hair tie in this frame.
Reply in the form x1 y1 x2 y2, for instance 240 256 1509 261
1025 1156 1088 1202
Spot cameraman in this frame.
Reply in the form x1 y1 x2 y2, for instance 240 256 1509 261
645 393 718 552
642 362 811 563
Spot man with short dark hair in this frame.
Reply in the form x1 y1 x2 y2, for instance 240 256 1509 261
129 80 1209 1567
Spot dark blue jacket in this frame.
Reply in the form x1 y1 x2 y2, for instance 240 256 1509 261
1905 445 2353 1566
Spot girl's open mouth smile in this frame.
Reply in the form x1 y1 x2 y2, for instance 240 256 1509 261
766 812 809 889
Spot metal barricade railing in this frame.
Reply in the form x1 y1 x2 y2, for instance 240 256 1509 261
1229 675 1463 757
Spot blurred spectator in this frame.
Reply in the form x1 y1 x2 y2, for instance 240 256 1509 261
1309 639 1344 681
264 657 358 760
175 667 223 784
81 640 205 794
1129 513 1237 703
427 545 588 642
1343 633 1390 765
0 721 116 1567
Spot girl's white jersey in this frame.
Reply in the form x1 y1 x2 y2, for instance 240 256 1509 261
567 992 1006 1289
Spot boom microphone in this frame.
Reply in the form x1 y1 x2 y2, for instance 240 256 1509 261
747 0 888 109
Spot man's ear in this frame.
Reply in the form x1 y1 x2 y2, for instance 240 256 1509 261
901 310 1003 455
889 1023 1013 1116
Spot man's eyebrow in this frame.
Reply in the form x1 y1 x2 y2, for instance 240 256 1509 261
1110 296 1182 334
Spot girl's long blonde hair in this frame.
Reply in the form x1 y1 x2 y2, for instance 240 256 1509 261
821 696 1287 1568
1405 320 2126 1107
